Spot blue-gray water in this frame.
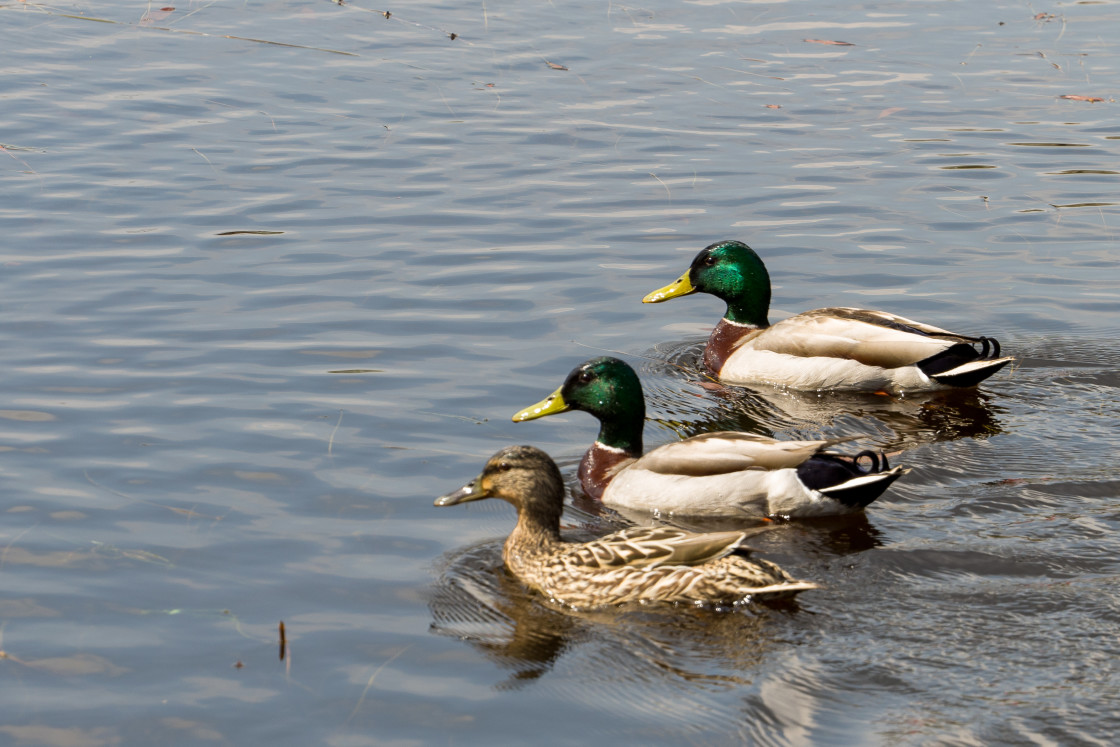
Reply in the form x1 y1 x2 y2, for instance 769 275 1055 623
1 1 1118 744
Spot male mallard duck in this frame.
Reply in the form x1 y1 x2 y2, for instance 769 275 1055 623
512 356 907 519
642 239 1014 392
435 445 817 608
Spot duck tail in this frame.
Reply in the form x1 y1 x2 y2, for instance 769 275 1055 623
817 467 907 509
746 580 820 601
928 355 1014 387
801 450 909 510
919 336 1014 387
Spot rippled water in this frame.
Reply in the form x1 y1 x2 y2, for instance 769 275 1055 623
1 0 1118 744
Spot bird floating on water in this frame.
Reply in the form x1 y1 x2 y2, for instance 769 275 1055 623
435 445 818 608
642 240 1014 392
512 356 907 519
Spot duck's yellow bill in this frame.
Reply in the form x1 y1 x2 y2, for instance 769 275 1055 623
512 387 570 422
642 270 696 303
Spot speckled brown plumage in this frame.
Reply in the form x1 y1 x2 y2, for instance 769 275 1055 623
436 446 817 609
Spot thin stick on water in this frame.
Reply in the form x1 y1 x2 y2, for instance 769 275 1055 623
347 646 412 723
328 410 344 458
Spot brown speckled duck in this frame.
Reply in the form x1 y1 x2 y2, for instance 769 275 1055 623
435 445 818 609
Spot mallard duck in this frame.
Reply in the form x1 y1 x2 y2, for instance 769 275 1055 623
435 445 817 608
642 239 1014 392
512 356 907 519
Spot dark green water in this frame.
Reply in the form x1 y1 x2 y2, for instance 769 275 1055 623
1 1 1118 743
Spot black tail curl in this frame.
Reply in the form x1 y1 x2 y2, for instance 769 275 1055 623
918 334 1007 380
853 449 889 474
976 336 1001 359
797 449 904 510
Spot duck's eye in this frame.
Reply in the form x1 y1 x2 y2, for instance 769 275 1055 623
578 371 593 384
702 254 716 267
497 462 512 472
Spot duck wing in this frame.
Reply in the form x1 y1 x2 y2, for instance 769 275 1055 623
633 431 859 476
565 525 762 569
753 307 986 369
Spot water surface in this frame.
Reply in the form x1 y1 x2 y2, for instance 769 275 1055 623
1 1 1118 744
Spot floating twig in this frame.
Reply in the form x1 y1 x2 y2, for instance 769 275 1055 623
347 646 412 723
327 410 344 457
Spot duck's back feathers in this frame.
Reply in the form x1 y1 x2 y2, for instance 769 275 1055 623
543 526 817 607
754 308 975 367
632 431 858 476
599 431 901 518
718 308 1013 391
565 525 753 570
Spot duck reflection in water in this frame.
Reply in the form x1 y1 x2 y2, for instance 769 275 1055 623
429 541 580 688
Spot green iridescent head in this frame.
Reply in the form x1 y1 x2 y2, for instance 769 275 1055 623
512 356 645 455
643 240 772 327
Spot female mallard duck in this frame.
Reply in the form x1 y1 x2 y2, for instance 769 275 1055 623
642 239 1014 392
435 445 817 608
512 356 907 519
